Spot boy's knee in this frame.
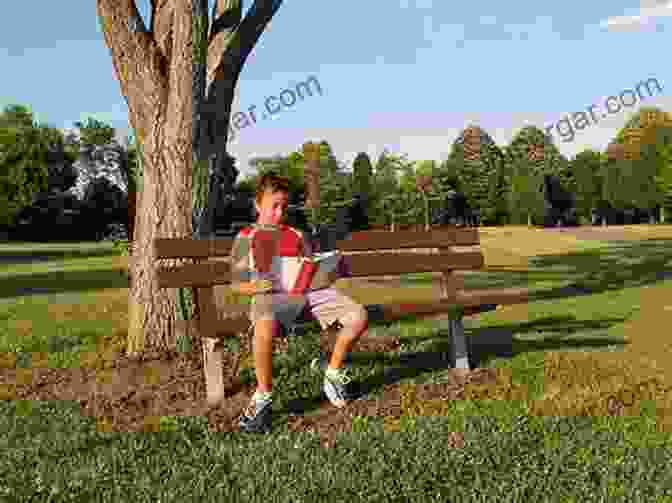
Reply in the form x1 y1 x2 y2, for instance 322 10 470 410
344 305 368 327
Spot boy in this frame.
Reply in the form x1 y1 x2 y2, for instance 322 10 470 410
230 172 368 434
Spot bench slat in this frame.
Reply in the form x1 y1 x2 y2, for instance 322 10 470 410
156 251 484 288
157 261 232 288
456 287 529 306
153 227 478 259
346 251 484 277
340 228 479 250
155 237 234 259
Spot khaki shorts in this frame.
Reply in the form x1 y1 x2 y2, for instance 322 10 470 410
249 287 366 331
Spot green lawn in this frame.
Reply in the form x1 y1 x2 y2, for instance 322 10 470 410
1 234 672 501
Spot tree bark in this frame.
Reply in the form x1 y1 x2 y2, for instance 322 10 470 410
127 187 137 242
127 144 192 356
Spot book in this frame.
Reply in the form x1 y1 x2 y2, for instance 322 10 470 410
271 251 341 294
291 251 341 293
249 228 342 293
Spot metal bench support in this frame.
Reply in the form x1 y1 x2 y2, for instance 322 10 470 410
448 317 470 370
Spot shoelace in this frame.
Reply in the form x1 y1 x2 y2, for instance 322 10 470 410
244 395 271 417
328 367 352 385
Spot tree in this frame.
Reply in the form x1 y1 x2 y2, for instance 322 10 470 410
504 126 567 225
0 105 76 228
63 118 141 240
349 152 373 229
82 177 127 222
0 104 35 130
570 149 603 223
509 157 544 226
0 126 47 227
601 143 630 224
615 107 672 222
416 174 433 230
352 152 373 199
97 0 284 357
484 156 509 225
443 125 504 220
653 139 672 222
314 141 352 227
369 149 412 227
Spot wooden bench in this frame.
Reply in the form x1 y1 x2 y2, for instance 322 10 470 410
154 226 531 406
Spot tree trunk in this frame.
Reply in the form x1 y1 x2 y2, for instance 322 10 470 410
126 141 192 358
127 187 137 242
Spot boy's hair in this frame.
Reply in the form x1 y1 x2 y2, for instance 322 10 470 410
255 171 290 203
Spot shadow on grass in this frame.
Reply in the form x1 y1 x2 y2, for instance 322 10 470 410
370 239 672 301
527 239 672 302
281 314 629 415
0 268 129 299
0 246 118 264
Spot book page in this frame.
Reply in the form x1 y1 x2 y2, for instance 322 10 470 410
272 256 304 292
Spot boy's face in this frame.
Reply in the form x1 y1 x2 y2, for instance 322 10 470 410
255 189 289 225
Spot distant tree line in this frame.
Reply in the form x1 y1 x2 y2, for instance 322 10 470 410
1 103 671 243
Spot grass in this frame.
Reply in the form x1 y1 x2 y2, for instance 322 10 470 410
2 226 672 501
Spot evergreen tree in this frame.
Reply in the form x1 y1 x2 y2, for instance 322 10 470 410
352 152 373 197
444 125 503 219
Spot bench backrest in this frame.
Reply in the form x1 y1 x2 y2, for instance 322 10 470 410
154 226 483 289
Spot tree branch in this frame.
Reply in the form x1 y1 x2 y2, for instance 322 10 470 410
198 0 283 157
96 0 169 149
208 0 242 46
229 0 284 81
206 0 243 91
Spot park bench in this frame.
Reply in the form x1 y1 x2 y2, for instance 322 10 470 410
153 226 531 406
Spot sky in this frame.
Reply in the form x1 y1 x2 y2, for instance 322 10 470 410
1 0 671 183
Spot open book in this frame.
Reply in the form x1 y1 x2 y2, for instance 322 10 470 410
273 251 341 294
249 228 341 294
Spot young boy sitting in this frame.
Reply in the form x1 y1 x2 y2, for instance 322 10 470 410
230 172 369 434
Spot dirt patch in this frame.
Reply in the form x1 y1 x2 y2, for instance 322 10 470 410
0 329 492 449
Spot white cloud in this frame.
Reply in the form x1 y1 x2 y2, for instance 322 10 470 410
599 1 672 31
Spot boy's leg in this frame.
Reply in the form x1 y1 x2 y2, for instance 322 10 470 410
329 312 368 369
250 293 307 392
252 318 277 392
308 288 368 369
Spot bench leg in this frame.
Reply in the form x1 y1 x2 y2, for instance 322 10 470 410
202 337 225 406
449 318 470 371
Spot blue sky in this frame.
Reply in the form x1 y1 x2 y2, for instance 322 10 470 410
1 1 670 180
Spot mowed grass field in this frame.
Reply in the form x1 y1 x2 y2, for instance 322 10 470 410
1 225 672 501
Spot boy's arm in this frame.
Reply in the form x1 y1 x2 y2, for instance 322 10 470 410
229 233 257 294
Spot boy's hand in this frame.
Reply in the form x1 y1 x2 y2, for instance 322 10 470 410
235 280 272 295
